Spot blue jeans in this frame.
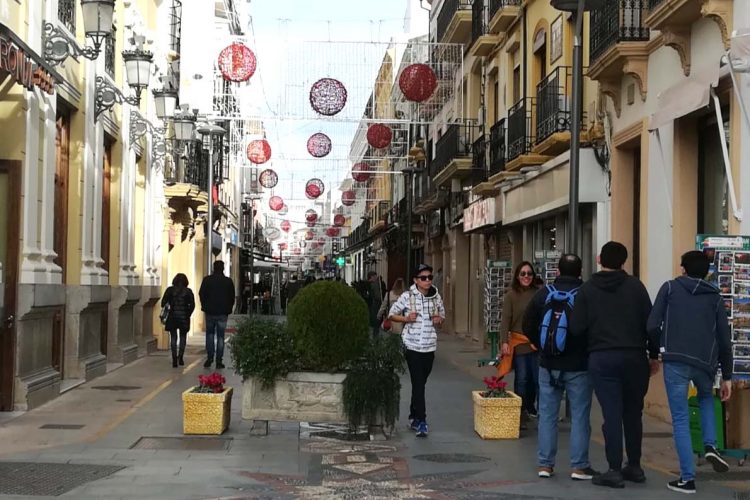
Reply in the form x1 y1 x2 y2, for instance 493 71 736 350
664 361 717 481
537 368 593 469
513 352 539 413
205 314 228 362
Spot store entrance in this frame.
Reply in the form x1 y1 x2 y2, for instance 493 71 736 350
0 160 20 410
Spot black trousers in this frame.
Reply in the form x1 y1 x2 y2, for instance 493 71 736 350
405 349 435 422
589 349 650 470
169 328 188 359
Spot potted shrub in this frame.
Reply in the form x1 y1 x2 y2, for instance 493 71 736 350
472 376 522 439
182 372 233 435
343 333 405 437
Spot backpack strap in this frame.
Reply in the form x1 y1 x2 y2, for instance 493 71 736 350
543 284 557 304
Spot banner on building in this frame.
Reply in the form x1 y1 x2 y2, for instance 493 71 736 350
463 198 497 233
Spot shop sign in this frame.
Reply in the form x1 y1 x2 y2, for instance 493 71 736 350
463 198 497 232
0 25 56 94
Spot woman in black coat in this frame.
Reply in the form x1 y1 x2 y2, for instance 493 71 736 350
161 273 196 367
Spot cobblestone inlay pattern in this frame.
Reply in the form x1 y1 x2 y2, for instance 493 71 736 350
0 462 124 496
130 436 232 451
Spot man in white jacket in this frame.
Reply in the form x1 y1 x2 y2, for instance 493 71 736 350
388 264 445 437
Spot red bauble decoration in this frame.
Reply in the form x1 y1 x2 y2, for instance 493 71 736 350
280 220 291 232
306 133 332 158
341 190 356 206
218 43 257 82
259 169 278 188
278 242 288 251
333 214 346 227
305 209 318 223
366 123 393 149
269 196 284 211
247 139 271 164
326 227 341 237
305 178 325 199
352 162 370 183
399 63 438 103
309 78 347 116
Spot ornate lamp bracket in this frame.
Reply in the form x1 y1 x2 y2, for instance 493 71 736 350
43 22 102 66
95 76 141 120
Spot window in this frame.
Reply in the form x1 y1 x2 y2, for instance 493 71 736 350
102 136 113 274
512 65 521 104
697 110 730 235
105 25 116 78
55 102 71 279
57 0 76 33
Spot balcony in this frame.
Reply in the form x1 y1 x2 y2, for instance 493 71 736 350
105 26 116 78
432 122 478 188
488 119 506 180
588 0 650 116
533 66 589 156
470 135 499 197
505 98 551 171
644 0 731 76
488 0 521 35
469 0 501 58
414 169 447 214
57 0 76 33
368 201 391 234
437 0 472 44
164 141 209 208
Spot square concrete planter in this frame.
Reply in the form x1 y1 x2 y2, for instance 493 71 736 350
472 390 522 439
182 387 233 435
242 372 346 423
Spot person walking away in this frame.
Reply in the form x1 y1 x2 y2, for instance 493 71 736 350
647 250 733 494
199 260 235 369
523 254 598 480
497 261 540 426
388 264 445 437
378 278 405 334
570 241 658 489
161 273 195 368
367 271 383 338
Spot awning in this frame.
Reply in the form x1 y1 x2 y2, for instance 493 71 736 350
648 63 722 131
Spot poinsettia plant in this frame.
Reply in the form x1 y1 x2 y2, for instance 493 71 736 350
481 376 511 398
195 372 226 393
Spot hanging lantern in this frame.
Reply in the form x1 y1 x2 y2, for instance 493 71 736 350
305 230 315 240
247 139 271 164
269 195 284 211
399 63 438 103
258 169 278 188
264 227 281 240
305 209 318 223
351 162 370 183
278 204 288 216
278 242 288 251
280 220 291 232
366 123 393 149
309 78 347 116
333 214 346 227
326 227 341 237
306 132 332 158
341 190 356 206
217 43 257 82
305 178 325 199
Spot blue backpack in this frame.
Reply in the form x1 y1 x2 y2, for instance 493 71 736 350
539 285 579 357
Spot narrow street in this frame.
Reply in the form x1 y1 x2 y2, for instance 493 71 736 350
0 334 743 499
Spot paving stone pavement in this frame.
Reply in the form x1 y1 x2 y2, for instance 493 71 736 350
0 332 745 499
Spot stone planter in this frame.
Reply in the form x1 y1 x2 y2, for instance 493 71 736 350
182 387 233 435
472 390 522 439
242 372 346 423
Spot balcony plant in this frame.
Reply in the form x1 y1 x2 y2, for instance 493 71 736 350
182 372 233 435
472 376 522 439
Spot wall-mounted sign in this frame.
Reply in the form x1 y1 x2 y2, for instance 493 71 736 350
463 198 497 232
0 23 56 94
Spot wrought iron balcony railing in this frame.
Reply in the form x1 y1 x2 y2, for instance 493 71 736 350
437 0 471 42
164 140 209 189
590 0 650 63
415 169 435 206
105 26 116 77
489 119 506 176
448 191 469 225
58 0 76 33
535 66 587 144
169 0 183 55
431 121 478 178
471 135 487 186
647 0 665 8
471 0 489 45
489 0 521 20
506 98 534 162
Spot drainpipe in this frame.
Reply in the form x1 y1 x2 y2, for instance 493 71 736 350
522 3 527 103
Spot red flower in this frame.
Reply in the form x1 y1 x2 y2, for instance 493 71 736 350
481 376 509 398
198 372 226 393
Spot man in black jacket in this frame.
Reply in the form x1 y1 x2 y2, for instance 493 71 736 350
647 250 733 494
199 260 235 369
570 241 658 488
524 254 598 481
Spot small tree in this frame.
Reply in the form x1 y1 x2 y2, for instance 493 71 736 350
228 318 297 389
287 280 369 372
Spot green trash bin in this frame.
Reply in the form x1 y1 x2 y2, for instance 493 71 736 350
688 395 724 454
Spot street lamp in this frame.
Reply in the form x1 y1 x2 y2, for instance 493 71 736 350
172 106 196 141
94 38 154 119
152 89 179 122
197 122 226 277
550 0 602 255
43 0 116 65
81 0 116 51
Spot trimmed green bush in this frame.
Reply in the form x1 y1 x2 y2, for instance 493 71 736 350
228 317 297 389
287 280 369 372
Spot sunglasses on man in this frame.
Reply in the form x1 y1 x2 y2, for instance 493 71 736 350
416 275 434 281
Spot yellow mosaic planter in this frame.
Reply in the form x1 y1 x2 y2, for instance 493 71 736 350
182 387 233 435
472 390 522 439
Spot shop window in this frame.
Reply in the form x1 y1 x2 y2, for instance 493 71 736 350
54 102 71 280
697 110 730 235
102 135 114 274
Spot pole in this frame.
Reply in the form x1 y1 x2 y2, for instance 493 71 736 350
249 209 255 316
207 140 214 276
405 169 413 280
567 0 584 255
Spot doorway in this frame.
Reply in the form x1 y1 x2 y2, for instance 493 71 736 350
54 104 70 279
0 160 21 410
101 135 113 276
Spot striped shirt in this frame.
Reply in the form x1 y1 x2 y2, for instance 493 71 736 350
388 285 446 353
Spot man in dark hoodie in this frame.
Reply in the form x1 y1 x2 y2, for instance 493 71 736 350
570 241 658 489
199 260 235 369
647 250 733 494
524 254 598 481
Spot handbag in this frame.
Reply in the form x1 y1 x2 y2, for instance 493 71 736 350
381 293 392 331
159 303 171 325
